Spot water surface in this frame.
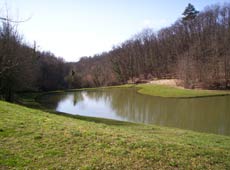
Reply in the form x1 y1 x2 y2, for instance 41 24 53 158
39 88 230 135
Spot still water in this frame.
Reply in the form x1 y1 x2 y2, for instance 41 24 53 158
39 88 230 135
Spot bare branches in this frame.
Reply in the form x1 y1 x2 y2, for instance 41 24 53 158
0 16 31 23
0 63 18 75
74 3 230 89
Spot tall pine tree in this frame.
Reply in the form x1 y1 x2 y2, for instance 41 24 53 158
182 3 199 21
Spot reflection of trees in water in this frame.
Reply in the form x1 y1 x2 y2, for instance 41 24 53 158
85 90 112 103
93 88 230 135
39 93 70 110
73 92 84 106
43 89 230 135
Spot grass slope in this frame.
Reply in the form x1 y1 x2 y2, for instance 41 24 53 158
1 101 230 169
136 84 230 98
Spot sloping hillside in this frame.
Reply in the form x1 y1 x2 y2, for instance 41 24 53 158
0 101 230 169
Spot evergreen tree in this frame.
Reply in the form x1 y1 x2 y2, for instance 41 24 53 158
182 3 199 21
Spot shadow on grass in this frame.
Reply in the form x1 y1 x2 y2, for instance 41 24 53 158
16 94 135 126
16 88 138 127
49 110 135 126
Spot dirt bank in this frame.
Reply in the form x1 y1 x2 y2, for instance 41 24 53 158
150 79 184 88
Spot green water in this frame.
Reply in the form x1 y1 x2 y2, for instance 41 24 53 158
39 88 230 135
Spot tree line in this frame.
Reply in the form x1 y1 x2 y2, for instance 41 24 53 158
1 3 230 102
0 20 71 101
72 3 230 89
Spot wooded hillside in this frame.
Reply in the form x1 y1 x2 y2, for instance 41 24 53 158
0 21 71 101
0 3 230 101
72 3 230 89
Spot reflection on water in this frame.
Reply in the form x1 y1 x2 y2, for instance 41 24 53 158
39 88 230 135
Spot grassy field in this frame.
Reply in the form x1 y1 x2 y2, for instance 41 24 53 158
136 84 230 98
1 100 230 169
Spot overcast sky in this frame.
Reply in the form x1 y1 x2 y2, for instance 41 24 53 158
0 0 225 62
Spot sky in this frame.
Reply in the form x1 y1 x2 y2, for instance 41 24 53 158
0 0 226 62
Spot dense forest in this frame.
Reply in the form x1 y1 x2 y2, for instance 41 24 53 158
0 3 230 102
0 21 71 101
73 3 230 89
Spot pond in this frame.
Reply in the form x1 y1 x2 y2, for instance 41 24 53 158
38 88 230 136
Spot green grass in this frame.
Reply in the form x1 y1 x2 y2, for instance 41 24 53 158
136 84 230 98
17 83 229 104
1 100 230 169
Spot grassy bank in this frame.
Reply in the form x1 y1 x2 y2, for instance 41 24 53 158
136 84 230 98
0 101 230 169
17 83 230 106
